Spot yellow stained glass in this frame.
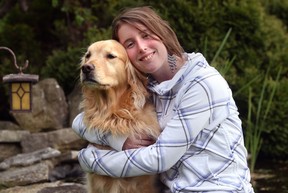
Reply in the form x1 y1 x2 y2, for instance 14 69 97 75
22 83 30 92
12 93 21 110
11 83 20 92
11 82 31 111
22 92 30 110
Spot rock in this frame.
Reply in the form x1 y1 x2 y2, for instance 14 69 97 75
11 78 69 132
0 78 88 192
0 121 21 131
0 130 29 162
0 144 21 162
0 161 51 187
49 162 84 182
57 151 79 162
0 130 30 142
0 182 60 193
0 181 86 193
37 183 86 193
20 128 87 153
0 147 61 170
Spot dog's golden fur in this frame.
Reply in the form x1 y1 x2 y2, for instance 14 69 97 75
80 40 161 193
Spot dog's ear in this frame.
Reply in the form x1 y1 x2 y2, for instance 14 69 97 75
126 60 149 109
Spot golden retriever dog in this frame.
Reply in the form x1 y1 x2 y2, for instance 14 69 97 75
79 40 161 193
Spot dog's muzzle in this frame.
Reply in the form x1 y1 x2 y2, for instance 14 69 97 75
82 64 95 74
81 64 96 83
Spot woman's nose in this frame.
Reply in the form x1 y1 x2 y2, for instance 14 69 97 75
137 41 147 53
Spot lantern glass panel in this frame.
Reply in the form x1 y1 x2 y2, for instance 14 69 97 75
11 82 31 111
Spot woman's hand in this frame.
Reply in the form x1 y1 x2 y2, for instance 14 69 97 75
122 135 155 150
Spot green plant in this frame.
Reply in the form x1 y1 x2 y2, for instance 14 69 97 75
204 28 235 76
245 66 282 172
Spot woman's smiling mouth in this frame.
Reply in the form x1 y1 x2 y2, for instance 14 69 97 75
140 52 155 61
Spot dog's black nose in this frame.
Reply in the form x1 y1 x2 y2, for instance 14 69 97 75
82 64 95 74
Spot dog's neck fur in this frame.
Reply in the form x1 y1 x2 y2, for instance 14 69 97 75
81 83 140 134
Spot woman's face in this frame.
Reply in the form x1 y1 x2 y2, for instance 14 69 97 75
117 23 168 75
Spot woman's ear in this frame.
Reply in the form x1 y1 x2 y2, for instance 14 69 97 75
126 60 149 109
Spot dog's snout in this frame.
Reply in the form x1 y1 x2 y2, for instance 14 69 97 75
82 64 95 74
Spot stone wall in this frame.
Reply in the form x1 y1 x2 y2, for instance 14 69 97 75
0 78 88 193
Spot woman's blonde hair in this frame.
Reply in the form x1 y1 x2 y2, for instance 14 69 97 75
112 6 184 57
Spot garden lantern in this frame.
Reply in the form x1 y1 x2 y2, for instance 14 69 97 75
1 47 39 112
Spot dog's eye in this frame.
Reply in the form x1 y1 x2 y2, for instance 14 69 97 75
85 52 91 59
107 53 116 59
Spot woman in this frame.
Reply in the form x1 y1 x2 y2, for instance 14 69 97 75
72 6 254 193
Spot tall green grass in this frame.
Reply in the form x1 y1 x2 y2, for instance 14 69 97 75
245 66 282 172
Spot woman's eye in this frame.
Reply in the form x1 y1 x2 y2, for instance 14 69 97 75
143 34 149 38
126 42 134 49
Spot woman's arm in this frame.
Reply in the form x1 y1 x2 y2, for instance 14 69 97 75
72 112 127 151
78 104 211 177
77 75 231 177
78 111 193 176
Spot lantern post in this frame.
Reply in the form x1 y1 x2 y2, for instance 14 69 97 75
1 47 39 112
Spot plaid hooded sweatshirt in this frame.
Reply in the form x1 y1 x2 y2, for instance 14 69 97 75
72 53 254 193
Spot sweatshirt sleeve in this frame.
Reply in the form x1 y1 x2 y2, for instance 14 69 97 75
72 112 127 151
78 119 191 176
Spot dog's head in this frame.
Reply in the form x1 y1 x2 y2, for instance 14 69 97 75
81 40 128 89
80 40 148 109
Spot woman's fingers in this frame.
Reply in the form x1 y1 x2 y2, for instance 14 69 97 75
122 135 155 150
